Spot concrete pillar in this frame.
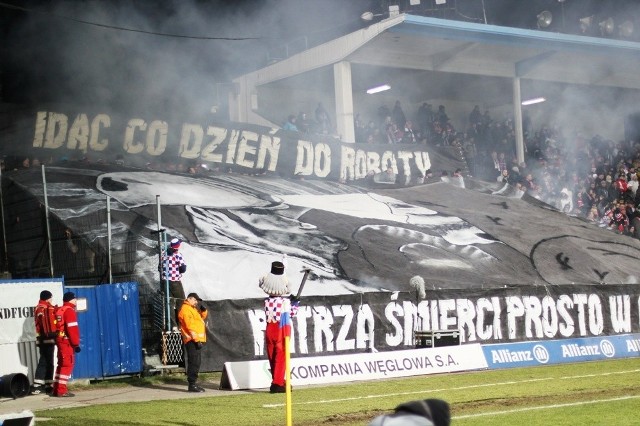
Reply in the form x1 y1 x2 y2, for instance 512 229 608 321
512 77 525 165
334 61 355 143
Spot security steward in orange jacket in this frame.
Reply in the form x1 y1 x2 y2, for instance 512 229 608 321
178 292 208 392
52 292 81 398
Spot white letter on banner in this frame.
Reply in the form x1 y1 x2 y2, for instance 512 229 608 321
456 299 476 342
430 300 440 330
416 301 430 331
438 299 457 330
314 143 331 177
573 294 589 336
366 151 382 174
177 123 203 158
380 151 396 172
396 151 412 179
295 306 311 354
295 140 314 176
201 126 227 164
354 150 368 179
385 302 403 347
123 118 146 154
402 301 418 346
236 135 258 168
89 114 110 151
257 133 280 171
609 295 631 333
313 306 334 352
491 297 503 339
146 120 168 156
332 305 355 351
475 298 492 340
67 114 90 151
557 295 575 337
541 296 558 338
340 146 356 181
506 296 525 339
523 296 543 338
33 111 47 148
44 112 68 149
413 151 431 177
225 129 240 165
588 294 603 335
246 309 266 356
355 304 375 350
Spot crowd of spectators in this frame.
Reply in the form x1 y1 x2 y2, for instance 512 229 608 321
281 102 333 136
282 99 460 146
343 99 640 239
469 113 640 239
352 100 458 146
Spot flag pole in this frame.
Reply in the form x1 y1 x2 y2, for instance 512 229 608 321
285 335 292 426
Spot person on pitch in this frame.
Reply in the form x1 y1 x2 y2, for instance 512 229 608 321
52 292 81 397
32 290 57 395
178 292 208 393
161 238 187 326
259 261 300 393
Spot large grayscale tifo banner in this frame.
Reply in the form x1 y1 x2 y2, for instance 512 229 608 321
202 284 640 371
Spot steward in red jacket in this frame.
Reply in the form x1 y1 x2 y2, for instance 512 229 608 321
52 292 81 397
31 290 57 394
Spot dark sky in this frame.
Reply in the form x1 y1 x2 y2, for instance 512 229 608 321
1 0 638 115
1 0 373 114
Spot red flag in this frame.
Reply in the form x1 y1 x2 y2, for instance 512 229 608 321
279 311 292 338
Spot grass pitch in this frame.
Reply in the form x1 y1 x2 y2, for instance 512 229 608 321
37 358 640 425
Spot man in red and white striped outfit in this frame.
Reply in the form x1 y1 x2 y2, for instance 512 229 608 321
52 292 81 398
259 261 299 393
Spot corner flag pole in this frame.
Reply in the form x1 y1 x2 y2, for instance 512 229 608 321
284 267 310 426
285 335 292 426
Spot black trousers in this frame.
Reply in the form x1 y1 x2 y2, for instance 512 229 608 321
184 340 202 386
34 343 55 386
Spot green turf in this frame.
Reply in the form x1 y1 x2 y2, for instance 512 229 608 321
36 358 640 425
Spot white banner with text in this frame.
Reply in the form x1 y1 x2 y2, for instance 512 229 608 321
220 343 487 390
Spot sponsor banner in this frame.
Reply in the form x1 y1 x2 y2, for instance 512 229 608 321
221 343 487 390
0 280 64 344
483 333 640 369
204 284 640 371
3 108 458 182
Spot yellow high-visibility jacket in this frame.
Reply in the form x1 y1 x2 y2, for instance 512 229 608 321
178 301 208 343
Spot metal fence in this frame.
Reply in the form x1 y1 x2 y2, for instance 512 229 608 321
0 166 166 355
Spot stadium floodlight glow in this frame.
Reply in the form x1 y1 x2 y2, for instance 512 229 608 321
599 17 615 36
619 20 634 38
579 16 593 33
366 84 391 94
360 11 388 21
361 11 375 21
537 11 553 28
521 97 546 106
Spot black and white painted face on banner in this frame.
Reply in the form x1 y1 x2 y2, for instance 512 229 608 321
95 172 511 300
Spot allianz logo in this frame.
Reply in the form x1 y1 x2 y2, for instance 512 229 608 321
627 338 640 353
490 345 550 364
560 340 615 358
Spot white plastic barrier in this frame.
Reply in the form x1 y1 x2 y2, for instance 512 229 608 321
221 343 487 390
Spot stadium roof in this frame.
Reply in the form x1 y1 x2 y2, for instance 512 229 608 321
232 13 640 121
